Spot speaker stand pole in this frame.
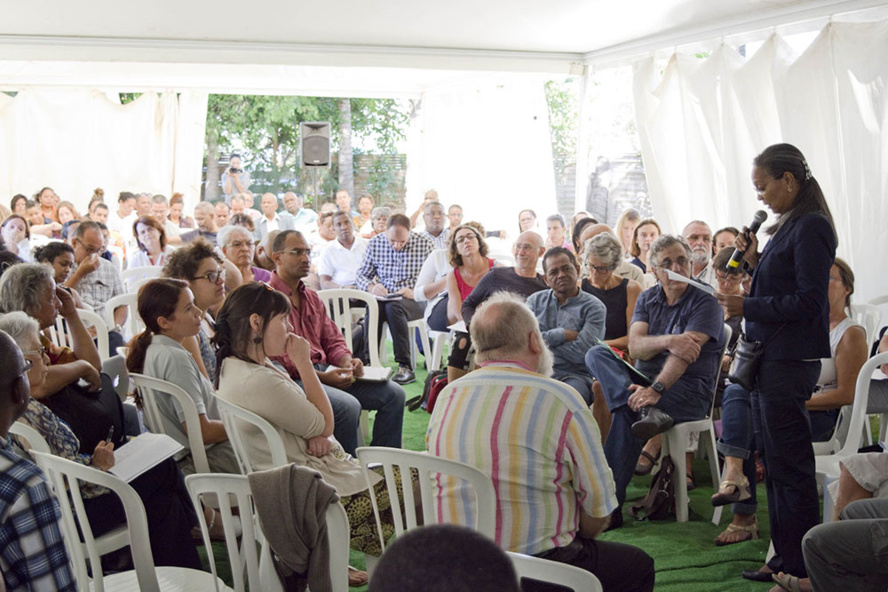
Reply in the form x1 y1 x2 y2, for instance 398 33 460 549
310 166 319 212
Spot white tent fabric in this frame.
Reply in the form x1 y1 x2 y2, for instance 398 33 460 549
406 76 557 230
633 19 888 301
0 89 207 212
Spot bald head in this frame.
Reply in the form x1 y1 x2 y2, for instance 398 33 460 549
580 223 612 245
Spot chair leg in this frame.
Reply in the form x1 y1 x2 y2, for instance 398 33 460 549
704 429 723 526
664 430 690 522
429 334 446 372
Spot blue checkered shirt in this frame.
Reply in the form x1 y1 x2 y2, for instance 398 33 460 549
0 441 76 591
356 232 434 292
72 257 124 319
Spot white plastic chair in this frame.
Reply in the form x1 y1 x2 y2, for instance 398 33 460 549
121 266 163 292
660 324 731 524
9 421 51 454
32 451 228 592
317 288 382 367
427 329 450 372
47 309 111 361
214 395 288 473
355 446 497 549
851 303 882 345
185 473 349 592
508 552 603 592
128 373 210 474
103 292 143 341
816 352 888 485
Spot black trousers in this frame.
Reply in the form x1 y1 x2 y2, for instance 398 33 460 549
369 298 425 367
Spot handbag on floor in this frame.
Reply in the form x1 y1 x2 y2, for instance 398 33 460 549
629 455 675 521
406 370 448 414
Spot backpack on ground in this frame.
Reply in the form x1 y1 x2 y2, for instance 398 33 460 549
406 370 448 414
629 455 676 521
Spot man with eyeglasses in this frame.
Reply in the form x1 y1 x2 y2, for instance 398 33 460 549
356 214 434 385
682 220 717 288
64 222 126 344
585 234 724 529
269 230 405 456
418 201 450 250
0 331 77 592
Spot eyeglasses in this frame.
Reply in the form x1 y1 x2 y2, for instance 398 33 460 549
21 345 47 358
656 257 690 269
587 263 616 274
276 248 311 257
192 269 226 283
455 233 478 244
20 359 34 373
715 271 742 283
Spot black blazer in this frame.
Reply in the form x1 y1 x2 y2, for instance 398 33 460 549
744 213 837 361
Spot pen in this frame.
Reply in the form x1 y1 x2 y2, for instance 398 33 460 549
105 426 114 443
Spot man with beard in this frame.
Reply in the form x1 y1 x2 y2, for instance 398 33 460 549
682 220 716 288
527 248 606 405
585 235 723 530
428 292 654 592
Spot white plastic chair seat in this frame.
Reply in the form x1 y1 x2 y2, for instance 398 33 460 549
121 266 163 292
103 293 143 342
214 395 288 473
508 552 603 592
92 566 229 591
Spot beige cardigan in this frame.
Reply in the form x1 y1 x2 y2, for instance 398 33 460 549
217 357 380 496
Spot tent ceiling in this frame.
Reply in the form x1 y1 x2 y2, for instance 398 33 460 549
3 0 883 74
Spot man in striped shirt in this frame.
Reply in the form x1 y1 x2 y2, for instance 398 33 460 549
427 293 654 592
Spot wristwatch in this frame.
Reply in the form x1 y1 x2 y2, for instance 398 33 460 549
650 381 666 394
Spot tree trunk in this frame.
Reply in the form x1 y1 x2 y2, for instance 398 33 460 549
204 134 221 202
338 98 354 199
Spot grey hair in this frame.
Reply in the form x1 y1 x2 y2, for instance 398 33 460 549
649 234 692 268
0 263 54 316
471 291 540 364
217 225 253 248
0 311 40 347
583 232 622 268
371 206 392 219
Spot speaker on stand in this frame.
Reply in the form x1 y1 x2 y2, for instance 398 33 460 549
300 121 331 212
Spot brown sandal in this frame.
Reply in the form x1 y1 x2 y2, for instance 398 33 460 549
715 518 759 546
634 449 661 475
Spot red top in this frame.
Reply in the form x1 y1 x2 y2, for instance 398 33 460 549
454 258 495 300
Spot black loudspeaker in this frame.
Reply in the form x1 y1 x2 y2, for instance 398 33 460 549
301 121 331 167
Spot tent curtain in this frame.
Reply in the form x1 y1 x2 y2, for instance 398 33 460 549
0 89 208 214
633 19 888 301
406 77 557 233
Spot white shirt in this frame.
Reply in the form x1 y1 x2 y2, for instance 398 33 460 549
108 211 137 241
318 237 368 287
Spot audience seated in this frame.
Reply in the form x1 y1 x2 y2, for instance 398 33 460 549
0 216 33 262
413 246 451 333
32 243 86 310
0 329 76 592
255 193 294 242
407 188 438 229
0 311 204 572
128 215 173 270
214 201 230 229
169 193 195 229
445 223 496 327
628 218 661 274
269 230 405 455
335 190 359 218
213 283 404 567
368 524 521 592
356 213 433 385
428 292 655 592
25 199 61 239
354 193 374 232
446 230 547 383
682 220 716 287
545 213 572 251
580 233 643 436
282 191 318 233
713 226 739 254
578 223 645 286
179 201 219 245
518 208 538 234
367 205 391 238
125 279 239 475
527 247 605 405
318 211 367 290
614 208 641 259
586 234 723 528
218 224 270 284
56 201 79 226
149 194 182 242
35 187 59 224
418 201 450 249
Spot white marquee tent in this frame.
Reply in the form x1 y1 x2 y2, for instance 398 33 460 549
1 0 887 299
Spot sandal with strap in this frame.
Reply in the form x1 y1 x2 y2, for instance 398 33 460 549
714 517 759 546
772 572 809 592
711 477 751 507
634 449 661 476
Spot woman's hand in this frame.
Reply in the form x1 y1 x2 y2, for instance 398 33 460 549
56 286 78 319
285 333 312 365
717 293 745 317
91 440 116 471
306 435 333 457
734 227 760 269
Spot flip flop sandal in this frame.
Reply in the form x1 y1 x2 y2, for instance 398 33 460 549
714 518 759 546
634 449 661 475
772 572 804 592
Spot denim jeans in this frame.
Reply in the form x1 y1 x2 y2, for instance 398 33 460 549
585 345 710 506
753 359 821 577
717 383 758 515
561 375 594 406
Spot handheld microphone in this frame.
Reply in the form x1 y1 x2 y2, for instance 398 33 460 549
727 210 768 269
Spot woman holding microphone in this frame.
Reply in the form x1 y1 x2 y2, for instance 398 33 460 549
717 143 837 587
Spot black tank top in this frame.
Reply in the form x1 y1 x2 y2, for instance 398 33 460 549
581 277 629 341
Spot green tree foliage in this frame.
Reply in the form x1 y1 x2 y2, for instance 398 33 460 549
544 79 580 187
205 95 408 204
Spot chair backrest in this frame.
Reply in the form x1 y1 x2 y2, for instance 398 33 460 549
9 421 51 454
101 354 131 402
355 446 497 551
186 473 349 592
121 266 163 292
32 451 162 592
317 288 381 367
836 351 888 458
851 303 883 344
507 552 603 592
47 309 111 361
128 373 210 473
103 292 143 341
214 395 288 474
704 324 732 418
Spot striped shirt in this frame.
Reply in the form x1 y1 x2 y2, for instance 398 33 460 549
426 363 617 555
